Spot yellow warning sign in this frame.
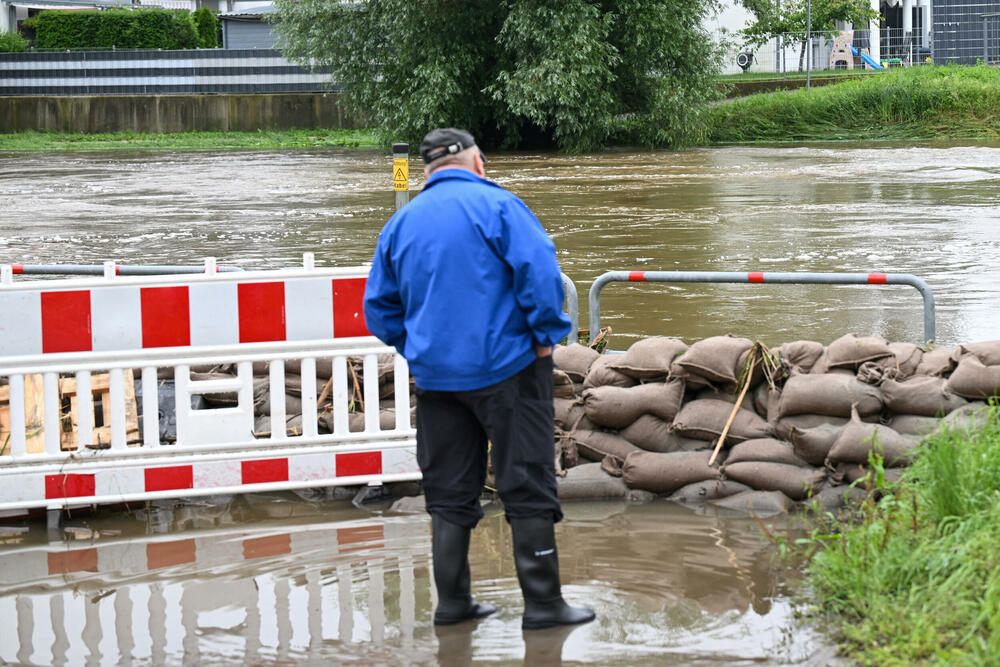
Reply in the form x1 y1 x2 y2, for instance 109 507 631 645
393 157 408 191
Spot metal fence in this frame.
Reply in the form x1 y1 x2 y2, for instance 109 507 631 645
0 48 330 96
984 14 1000 64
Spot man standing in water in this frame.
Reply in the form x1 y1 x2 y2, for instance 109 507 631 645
363 128 595 630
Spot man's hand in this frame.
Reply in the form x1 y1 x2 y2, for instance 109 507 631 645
534 345 553 358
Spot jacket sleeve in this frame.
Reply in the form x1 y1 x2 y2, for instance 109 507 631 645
363 231 407 352
498 198 573 346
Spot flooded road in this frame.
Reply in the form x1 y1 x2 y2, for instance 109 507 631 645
2 142 1000 663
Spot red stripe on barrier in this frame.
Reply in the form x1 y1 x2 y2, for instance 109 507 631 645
337 525 385 554
241 458 289 485
141 285 191 348
114 265 120 275
748 272 765 283
40 290 92 353
243 534 292 560
48 548 98 575
336 451 382 477
144 465 194 492
333 277 370 338
238 282 286 343
147 539 196 570
868 273 888 284
628 271 646 282
44 473 96 499
11 264 23 274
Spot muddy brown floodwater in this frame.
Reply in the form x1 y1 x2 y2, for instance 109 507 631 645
2 142 1000 664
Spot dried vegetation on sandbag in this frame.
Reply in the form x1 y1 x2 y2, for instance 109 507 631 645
549 333 1000 514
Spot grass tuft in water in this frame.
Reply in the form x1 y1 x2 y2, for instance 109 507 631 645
0 128 379 152
798 404 1000 664
708 65 1000 143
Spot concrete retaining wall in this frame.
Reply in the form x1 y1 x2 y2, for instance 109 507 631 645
0 93 363 133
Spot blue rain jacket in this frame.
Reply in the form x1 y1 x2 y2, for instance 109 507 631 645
363 168 571 391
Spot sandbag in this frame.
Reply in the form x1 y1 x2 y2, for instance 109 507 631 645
753 383 781 424
913 346 956 377
803 484 869 512
827 407 920 466
725 438 810 468
788 423 844 466
607 336 688 380
708 490 796 516
554 398 591 431
939 401 990 433
582 355 638 389
673 399 771 445
882 376 967 417
674 335 754 384
952 340 1000 366
622 450 721 494
778 340 825 374
344 409 399 433
721 461 826 500
825 333 892 370
256 393 303 417
557 462 628 500
887 414 940 436
887 342 924 379
668 480 753 505
572 430 642 462
945 357 1000 400
582 380 684 429
774 414 849 441
284 374 329 398
777 373 883 419
695 385 757 414
553 343 600 381
553 369 578 399
619 414 672 452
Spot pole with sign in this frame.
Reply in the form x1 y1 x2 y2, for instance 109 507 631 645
393 143 409 210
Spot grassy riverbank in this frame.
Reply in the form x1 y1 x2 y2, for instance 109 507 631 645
708 65 1000 143
0 128 379 152
801 406 1000 664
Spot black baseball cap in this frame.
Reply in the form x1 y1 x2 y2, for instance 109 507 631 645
419 128 479 164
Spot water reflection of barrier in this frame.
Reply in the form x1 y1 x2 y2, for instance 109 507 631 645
588 270 936 344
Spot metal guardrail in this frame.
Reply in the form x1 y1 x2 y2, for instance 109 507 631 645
588 270 936 344
3 260 243 279
561 273 578 338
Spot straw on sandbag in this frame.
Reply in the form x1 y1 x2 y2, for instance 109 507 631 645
725 438 811 468
788 423 844 466
674 335 753 384
778 340 824 374
553 343 600 382
708 490 796 516
673 399 771 445
913 345 957 377
582 379 684 429
825 333 892 370
945 357 1000 400
887 414 940 436
622 450 721 494
827 406 920 466
721 461 826 500
881 376 967 417
606 336 688 380
572 429 642 462
582 355 638 389
557 462 628 500
887 342 924 379
668 480 752 505
777 373 883 419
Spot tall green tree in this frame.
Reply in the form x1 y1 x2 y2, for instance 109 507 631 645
272 0 724 151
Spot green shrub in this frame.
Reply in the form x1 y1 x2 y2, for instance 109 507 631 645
0 31 30 53
191 7 217 48
34 8 198 50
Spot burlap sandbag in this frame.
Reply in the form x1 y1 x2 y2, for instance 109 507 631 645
573 429 642 462
674 335 754 384
284 374 330 398
827 407 920 466
774 414 849 441
945 357 1000 400
553 369 577 399
778 340 824 374
952 340 1000 366
753 384 781 424
344 408 399 433
825 333 892 370
725 438 810 468
695 385 757 414
721 461 826 501
804 484 869 512
777 373 883 419
607 336 688 380
622 450 721 494
673 399 771 444
553 343 600 382
887 414 941 436
939 401 990 433
668 480 753 505
554 398 592 432
788 423 844 466
256 393 303 417
582 355 638 389
621 415 709 453
887 342 924 379
914 345 957 377
882 376 967 417
708 490 795 516
582 379 684 429
557 462 628 500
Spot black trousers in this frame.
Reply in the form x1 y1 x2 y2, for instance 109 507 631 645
415 356 562 529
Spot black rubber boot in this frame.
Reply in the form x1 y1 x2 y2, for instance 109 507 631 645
431 514 499 625
510 516 596 630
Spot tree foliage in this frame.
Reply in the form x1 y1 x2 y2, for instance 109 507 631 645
192 8 218 49
739 0 880 47
272 0 725 151
34 9 199 50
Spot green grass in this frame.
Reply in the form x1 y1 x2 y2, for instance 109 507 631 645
717 67 878 83
0 128 379 152
708 64 1000 143
799 405 1000 664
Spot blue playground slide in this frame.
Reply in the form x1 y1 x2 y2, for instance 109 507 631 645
850 45 885 70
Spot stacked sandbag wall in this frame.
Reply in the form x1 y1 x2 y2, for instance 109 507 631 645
552 334 996 514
